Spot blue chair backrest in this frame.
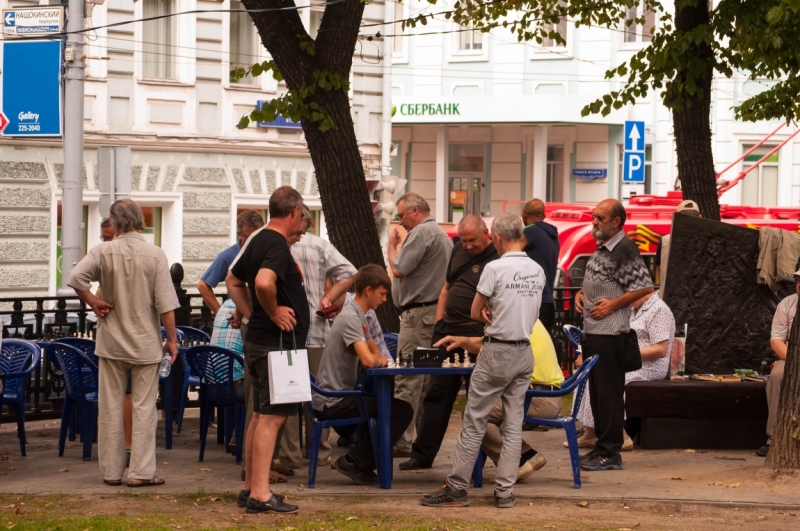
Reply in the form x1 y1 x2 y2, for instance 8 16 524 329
48 342 98 400
383 333 398 361
563 325 583 354
177 326 210 342
161 327 186 342
561 355 598 417
186 345 243 407
54 337 99 365
0 339 40 396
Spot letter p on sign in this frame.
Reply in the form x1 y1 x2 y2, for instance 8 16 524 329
623 151 645 183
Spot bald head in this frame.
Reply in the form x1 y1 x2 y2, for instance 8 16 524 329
458 214 491 256
592 199 626 242
522 199 545 226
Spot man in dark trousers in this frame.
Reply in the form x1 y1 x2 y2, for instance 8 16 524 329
521 199 560 333
399 215 498 471
575 199 653 471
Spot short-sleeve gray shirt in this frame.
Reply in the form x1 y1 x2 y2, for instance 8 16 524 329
393 217 453 308
312 302 369 411
771 293 797 341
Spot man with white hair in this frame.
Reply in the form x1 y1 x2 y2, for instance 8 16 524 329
421 213 543 509
388 192 453 455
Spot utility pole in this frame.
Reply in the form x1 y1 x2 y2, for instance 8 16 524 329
59 0 86 292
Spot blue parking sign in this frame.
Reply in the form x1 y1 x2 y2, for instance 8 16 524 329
623 152 645 183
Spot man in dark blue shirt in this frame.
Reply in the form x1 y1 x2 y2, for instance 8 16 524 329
521 199 560 333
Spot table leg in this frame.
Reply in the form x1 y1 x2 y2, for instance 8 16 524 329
376 376 393 489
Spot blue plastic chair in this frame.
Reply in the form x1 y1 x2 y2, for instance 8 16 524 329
186 345 245 464
176 326 210 343
563 325 583 356
382 333 398 361
306 374 379 488
49 342 99 461
523 355 598 489
0 339 41 456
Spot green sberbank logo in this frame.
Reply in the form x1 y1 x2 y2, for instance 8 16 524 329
396 103 461 116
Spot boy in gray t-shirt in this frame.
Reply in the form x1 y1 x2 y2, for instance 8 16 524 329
312 265 412 485
422 214 542 509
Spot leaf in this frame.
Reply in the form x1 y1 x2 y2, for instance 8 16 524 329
669 477 686 480
766 6 784 25
684 449 695 453
198 468 212 472
578 501 588 507
728 482 741 488
346 517 358 521
58 468 68 472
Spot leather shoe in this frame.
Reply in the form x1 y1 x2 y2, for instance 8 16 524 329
399 458 432 471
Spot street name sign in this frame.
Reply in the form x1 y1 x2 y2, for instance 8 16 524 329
2 7 64 37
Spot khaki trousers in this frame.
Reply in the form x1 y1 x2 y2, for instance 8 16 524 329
393 305 435 452
481 395 561 465
766 360 785 439
278 347 331 468
98 357 159 481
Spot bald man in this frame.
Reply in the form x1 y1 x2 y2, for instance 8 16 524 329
574 199 653 471
399 215 499 471
521 199 560 333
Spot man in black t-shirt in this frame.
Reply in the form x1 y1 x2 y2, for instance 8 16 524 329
399 214 499 471
226 186 308 515
521 198 560 333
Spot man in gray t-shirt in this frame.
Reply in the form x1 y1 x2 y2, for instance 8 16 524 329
312 265 412 485
387 192 453 454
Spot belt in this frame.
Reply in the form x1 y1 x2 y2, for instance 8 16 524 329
530 383 559 391
483 336 530 346
400 300 439 314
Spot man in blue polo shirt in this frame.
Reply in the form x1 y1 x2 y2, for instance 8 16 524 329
197 210 264 315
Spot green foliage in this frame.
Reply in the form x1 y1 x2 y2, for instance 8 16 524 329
449 0 800 123
233 59 349 132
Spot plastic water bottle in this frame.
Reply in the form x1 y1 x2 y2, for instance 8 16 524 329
159 355 172 378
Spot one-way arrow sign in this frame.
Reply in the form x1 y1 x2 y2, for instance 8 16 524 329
624 120 645 152
4 12 14 25
0 112 9 133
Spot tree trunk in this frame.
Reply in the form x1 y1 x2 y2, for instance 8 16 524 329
243 0 400 331
672 1 720 222
765 296 800 470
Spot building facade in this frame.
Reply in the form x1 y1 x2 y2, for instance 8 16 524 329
0 0 388 299
389 1 800 222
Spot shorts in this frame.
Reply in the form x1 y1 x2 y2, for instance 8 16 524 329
244 341 299 416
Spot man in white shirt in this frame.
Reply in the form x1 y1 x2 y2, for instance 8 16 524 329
758 268 799 457
420 214 543 509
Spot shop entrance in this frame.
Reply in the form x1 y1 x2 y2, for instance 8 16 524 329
448 173 483 222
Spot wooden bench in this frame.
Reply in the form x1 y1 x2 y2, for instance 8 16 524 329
625 379 768 450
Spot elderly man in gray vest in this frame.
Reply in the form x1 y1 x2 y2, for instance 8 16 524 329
69 199 179 487
387 193 453 455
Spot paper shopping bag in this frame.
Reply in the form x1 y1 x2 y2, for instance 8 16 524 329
268 332 312 404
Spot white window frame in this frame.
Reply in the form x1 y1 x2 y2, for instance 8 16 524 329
740 144 780 206
140 0 178 81
530 10 573 60
227 0 261 87
619 2 656 50
449 21 489 62
391 0 409 64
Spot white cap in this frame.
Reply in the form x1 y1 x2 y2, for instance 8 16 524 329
677 200 700 213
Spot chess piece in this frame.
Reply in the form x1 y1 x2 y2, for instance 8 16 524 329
399 353 406 368
463 355 472 368
441 358 451 368
387 357 396 368
453 352 461 367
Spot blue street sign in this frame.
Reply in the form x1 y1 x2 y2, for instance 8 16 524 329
1 40 63 137
256 100 302 129
2 7 63 37
572 168 607 180
623 151 645 183
624 120 645 152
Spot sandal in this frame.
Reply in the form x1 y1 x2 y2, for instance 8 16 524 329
127 476 166 488
271 464 295 477
104 479 122 486
268 470 287 484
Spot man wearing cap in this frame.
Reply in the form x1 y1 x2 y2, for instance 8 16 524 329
657 200 701 298
759 270 798 457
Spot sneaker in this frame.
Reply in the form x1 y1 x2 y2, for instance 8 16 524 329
420 483 469 507
621 438 634 452
580 454 624 471
334 455 379 485
756 444 770 457
580 450 597 461
238 489 283 507
494 493 515 509
337 435 356 447
245 493 298 514
517 453 547 482
399 458 432 471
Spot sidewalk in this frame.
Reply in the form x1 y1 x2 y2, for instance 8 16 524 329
1 412 798 507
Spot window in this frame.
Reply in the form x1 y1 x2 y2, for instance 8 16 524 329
543 1 568 48
617 144 653 194
449 144 484 172
230 0 256 84
142 0 175 79
623 3 656 44
546 145 564 202
742 145 779 206
393 1 405 54
309 8 324 40
458 23 483 51
139 207 163 246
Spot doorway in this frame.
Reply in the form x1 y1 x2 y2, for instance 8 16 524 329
448 173 483 223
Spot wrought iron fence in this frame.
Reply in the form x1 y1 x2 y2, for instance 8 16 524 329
1 264 583 422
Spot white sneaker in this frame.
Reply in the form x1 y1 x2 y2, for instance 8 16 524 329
563 437 597 449
517 453 547 481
